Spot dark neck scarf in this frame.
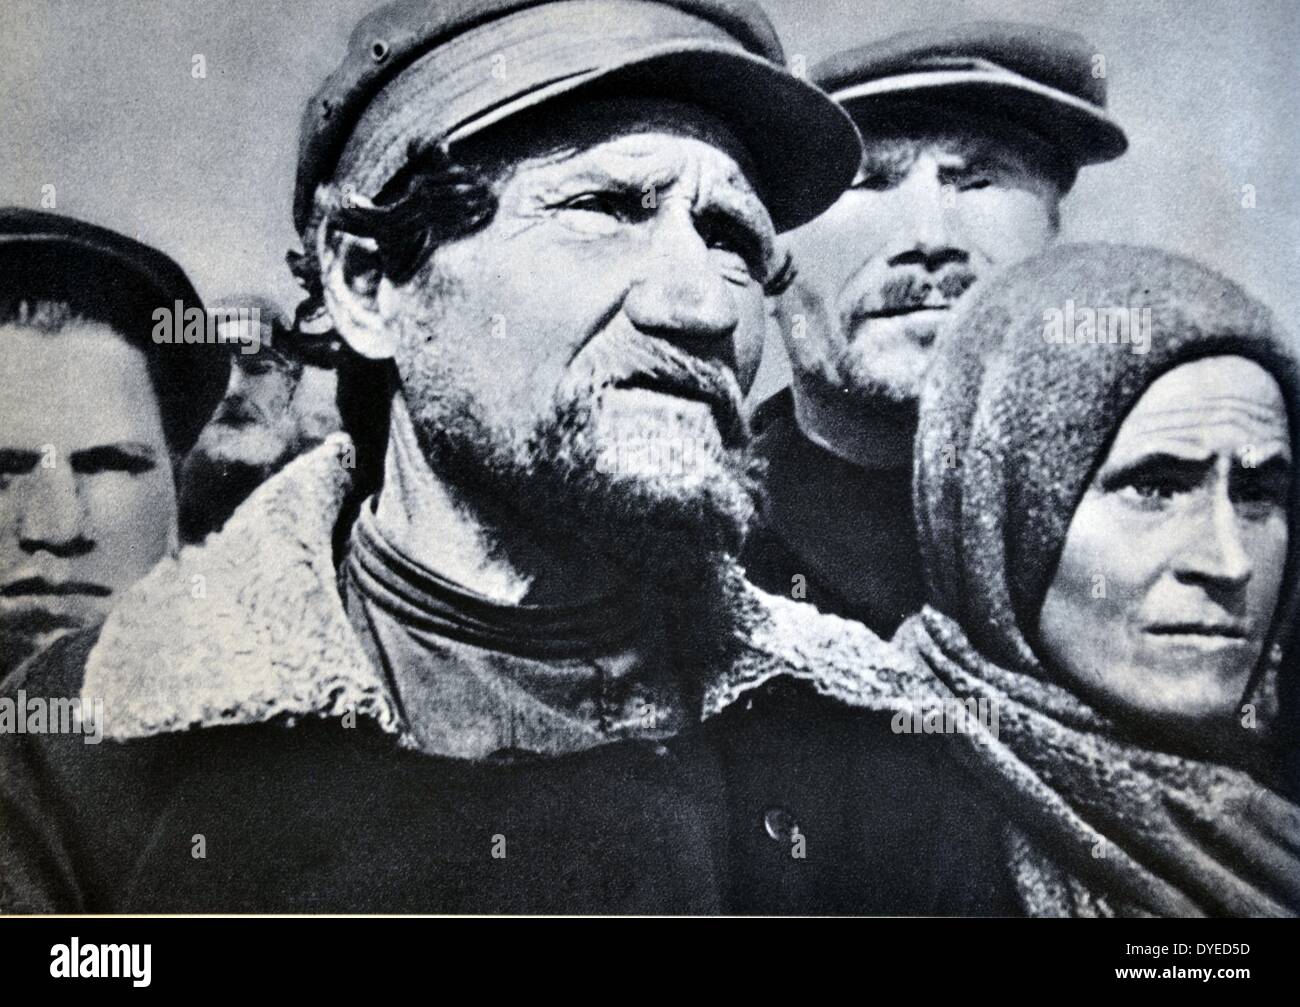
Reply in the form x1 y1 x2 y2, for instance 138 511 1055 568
342 499 640 661
338 500 700 759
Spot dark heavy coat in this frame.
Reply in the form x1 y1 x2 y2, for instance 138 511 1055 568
0 437 1021 915
741 390 925 638
0 629 1017 915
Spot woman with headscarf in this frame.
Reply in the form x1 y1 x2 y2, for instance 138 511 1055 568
736 242 1299 915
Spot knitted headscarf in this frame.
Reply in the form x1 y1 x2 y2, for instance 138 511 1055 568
914 242 1299 675
897 243 1300 916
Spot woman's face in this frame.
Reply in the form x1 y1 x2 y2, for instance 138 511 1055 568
1038 355 1291 727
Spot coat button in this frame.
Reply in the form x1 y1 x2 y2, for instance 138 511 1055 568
763 806 799 843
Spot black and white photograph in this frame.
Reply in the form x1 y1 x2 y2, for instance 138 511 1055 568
0 0 1296 966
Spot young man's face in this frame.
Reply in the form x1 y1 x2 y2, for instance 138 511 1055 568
782 112 1062 409
0 321 177 660
366 98 778 566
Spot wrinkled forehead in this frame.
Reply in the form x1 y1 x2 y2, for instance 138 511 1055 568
463 95 765 201
1113 355 1292 456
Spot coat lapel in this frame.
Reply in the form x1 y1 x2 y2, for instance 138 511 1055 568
82 435 401 742
81 434 909 744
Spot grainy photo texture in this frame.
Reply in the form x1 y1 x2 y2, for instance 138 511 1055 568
0 0 1297 920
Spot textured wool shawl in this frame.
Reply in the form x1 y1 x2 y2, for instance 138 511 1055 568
904 243 1300 916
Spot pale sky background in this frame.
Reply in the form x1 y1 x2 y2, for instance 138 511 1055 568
2 0 1296 397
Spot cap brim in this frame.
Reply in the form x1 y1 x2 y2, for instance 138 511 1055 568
833 70 1127 167
445 43 864 233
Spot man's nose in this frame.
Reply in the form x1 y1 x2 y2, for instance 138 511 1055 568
622 209 740 349
17 467 94 558
1176 489 1253 590
884 171 968 273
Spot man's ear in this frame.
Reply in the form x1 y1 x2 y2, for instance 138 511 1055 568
319 226 399 360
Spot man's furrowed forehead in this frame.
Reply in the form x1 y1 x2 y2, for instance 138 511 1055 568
469 97 765 201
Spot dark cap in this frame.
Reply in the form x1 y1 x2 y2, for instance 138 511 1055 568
294 0 862 234
813 21 1127 172
0 207 204 312
0 207 229 458
209 294 289 354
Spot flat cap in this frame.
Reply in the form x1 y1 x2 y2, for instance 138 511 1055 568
295 0 862 234
813 21 1127 170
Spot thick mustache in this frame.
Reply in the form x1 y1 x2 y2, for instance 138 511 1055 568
586 334 749 448
213 399 265 426
846 270 978 326
0 577 112 598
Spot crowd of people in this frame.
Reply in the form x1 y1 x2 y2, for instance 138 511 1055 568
0 0 1295 916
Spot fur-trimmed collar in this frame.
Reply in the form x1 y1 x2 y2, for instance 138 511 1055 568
83 434 908 747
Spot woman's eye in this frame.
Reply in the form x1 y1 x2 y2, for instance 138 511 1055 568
1232 465 1291 515
1114 472 1196 507
960 177 992 192
1120 479 1175 502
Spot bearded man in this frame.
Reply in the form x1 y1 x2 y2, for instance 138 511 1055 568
742 23 1127 636
0 0 960 915
178 298 341 540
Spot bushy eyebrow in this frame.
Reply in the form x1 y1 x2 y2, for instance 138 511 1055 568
857 144 917 187
858 135 1032 188
1234 453 1292 480
937 153 1021 181
1098 451 1212 490
0 448 42 474
1098 446 1292 489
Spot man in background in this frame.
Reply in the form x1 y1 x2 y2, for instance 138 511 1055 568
178 297 340 539
742 22 1128 636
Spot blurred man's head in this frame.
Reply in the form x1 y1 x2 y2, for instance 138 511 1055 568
191 301 340 468
180 299 341 539
0 209 225 671
781 22 1126 428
